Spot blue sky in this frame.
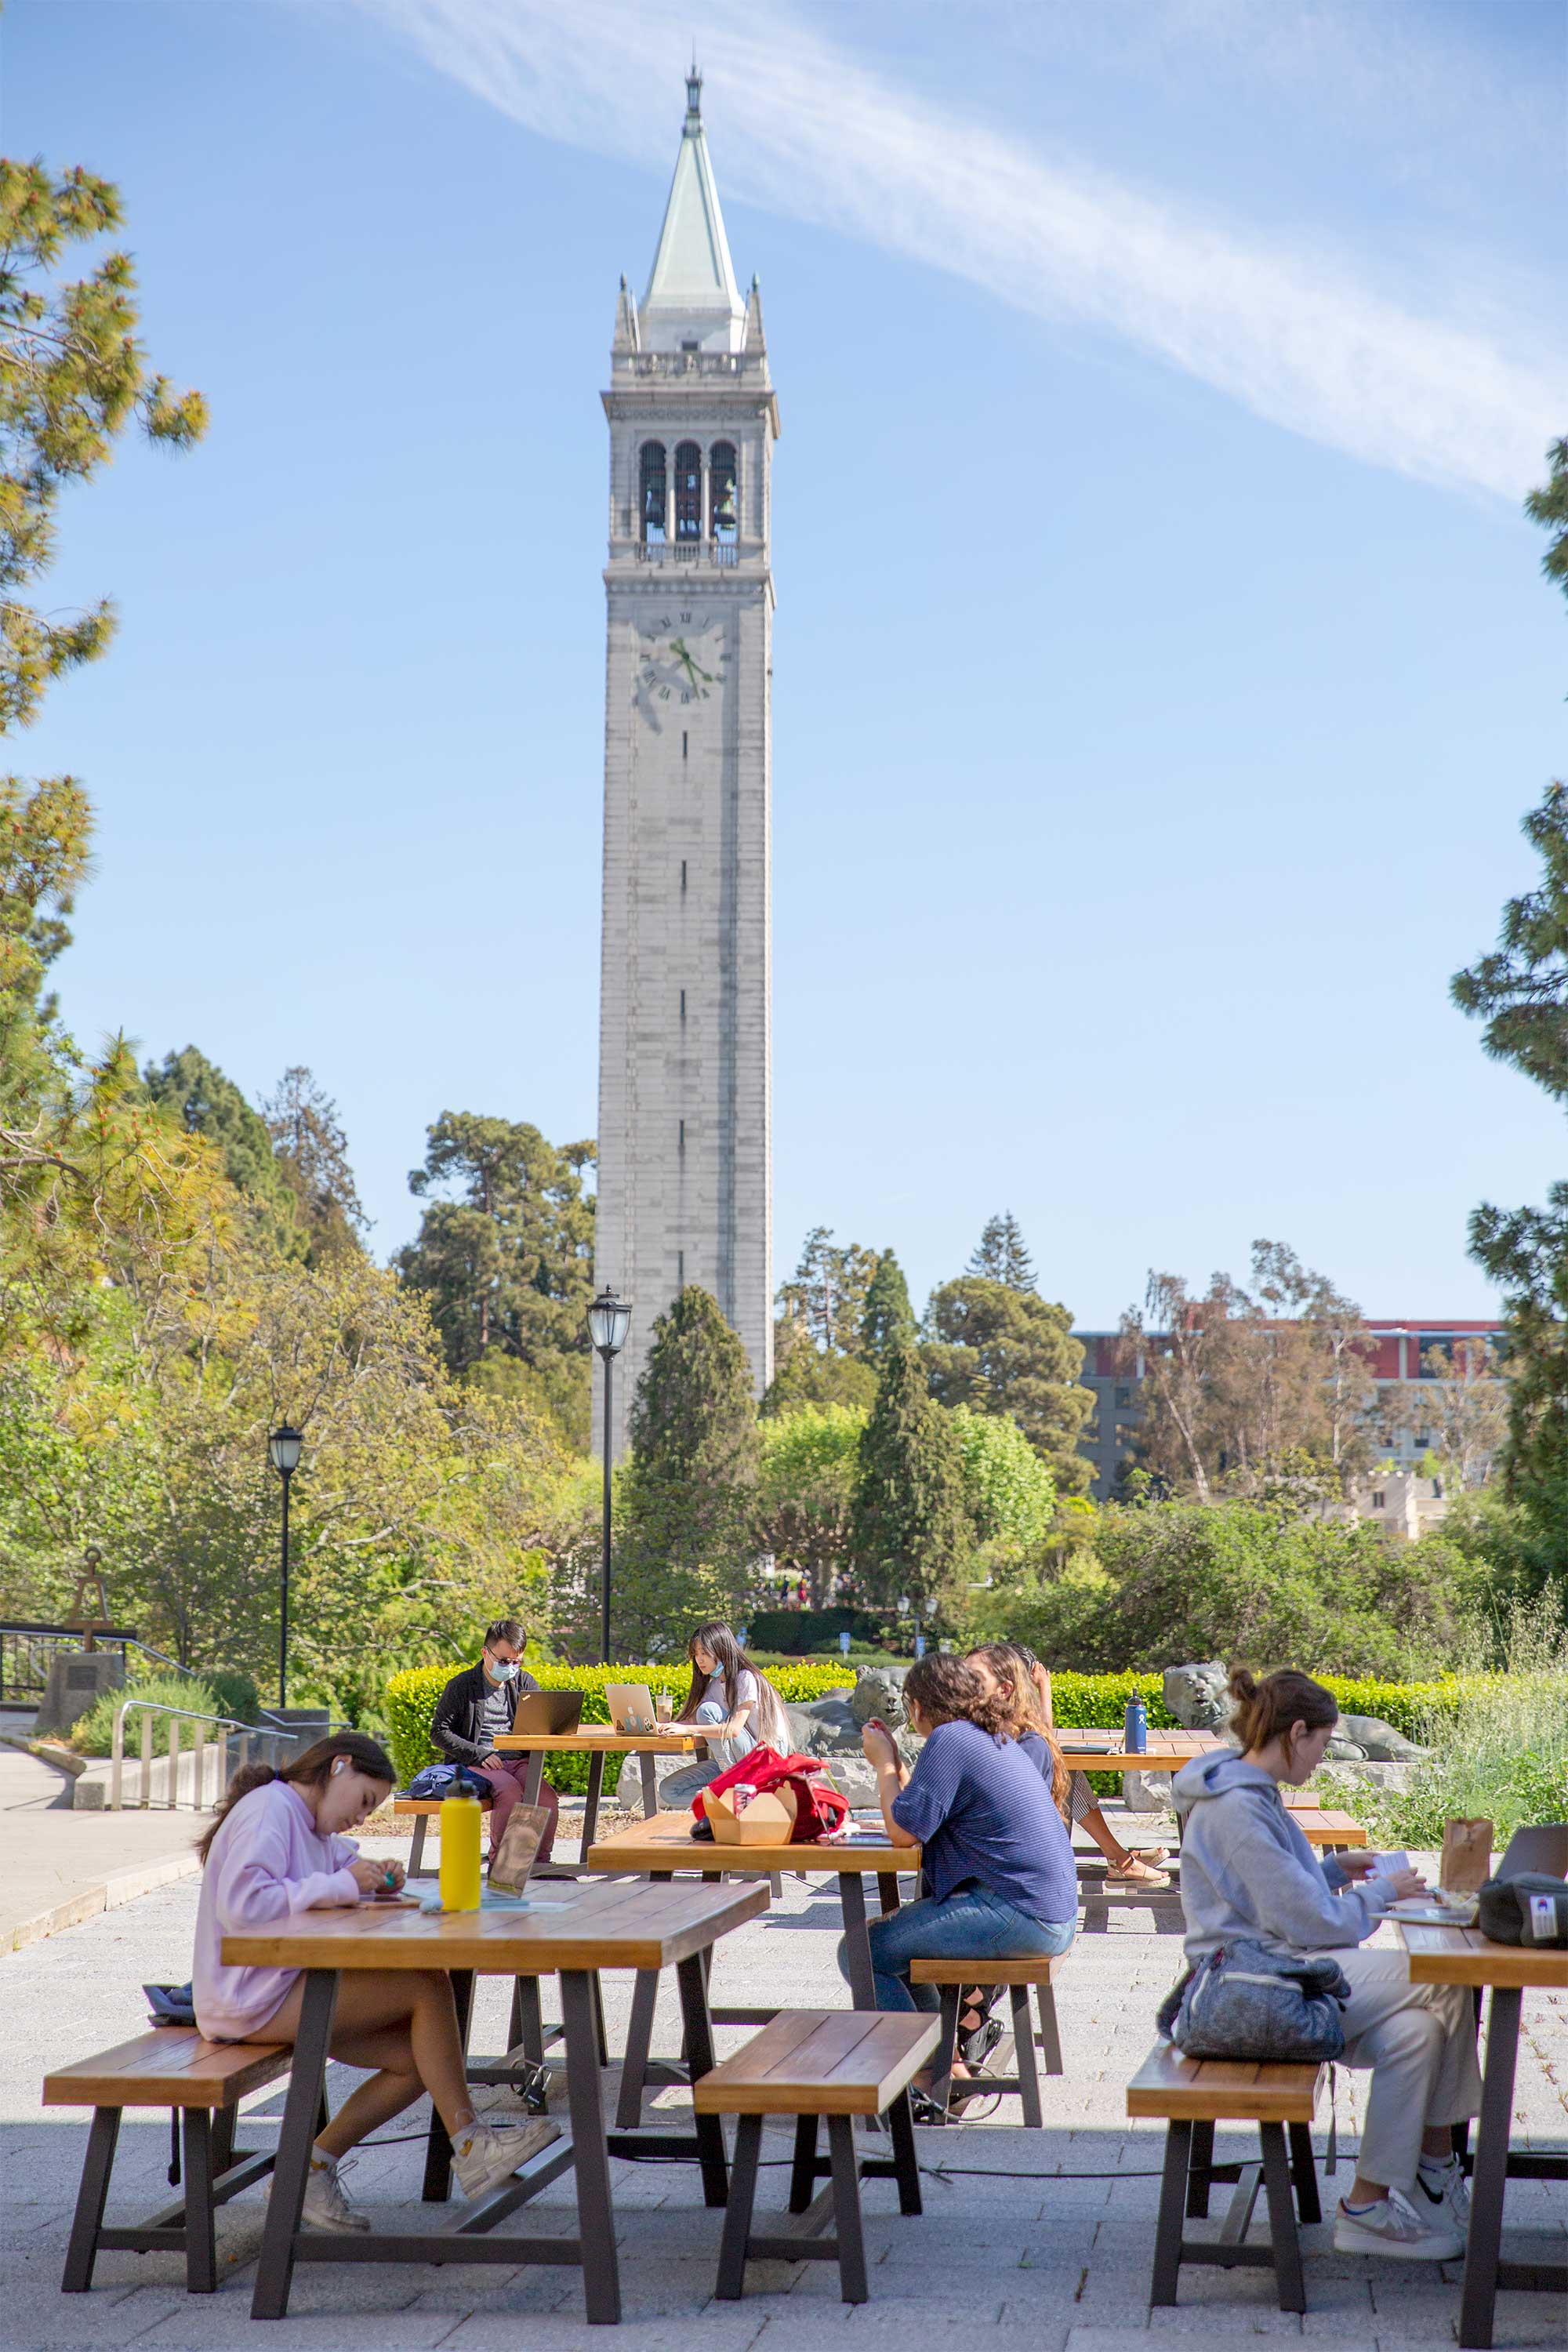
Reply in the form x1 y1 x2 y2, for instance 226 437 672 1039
5 0 1563 1327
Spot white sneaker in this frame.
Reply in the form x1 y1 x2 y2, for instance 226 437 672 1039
1334 2187 1464 2261
267 2151 371 2234
452 2116 561 2200
1414 2154 1471 2234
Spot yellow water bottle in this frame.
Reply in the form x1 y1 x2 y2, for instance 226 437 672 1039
438 1790 482 1911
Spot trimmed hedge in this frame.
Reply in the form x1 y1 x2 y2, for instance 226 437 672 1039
383 1661 855 1795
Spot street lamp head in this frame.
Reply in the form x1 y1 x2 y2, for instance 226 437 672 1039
587 1288 632 1359
267 1421 304 1478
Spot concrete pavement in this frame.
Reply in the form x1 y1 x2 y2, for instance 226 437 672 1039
0 1744 208 1952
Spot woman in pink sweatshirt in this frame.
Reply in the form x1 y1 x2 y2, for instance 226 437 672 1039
194 1731 554 2231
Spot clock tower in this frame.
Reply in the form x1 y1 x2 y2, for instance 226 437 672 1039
594 67 779 1456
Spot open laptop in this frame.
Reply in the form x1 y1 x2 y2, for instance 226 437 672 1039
604 1682 659 1733
1495 1824 1568 1882
513 1689 583 1736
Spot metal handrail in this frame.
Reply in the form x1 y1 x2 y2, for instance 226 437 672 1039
109 1700 292 1813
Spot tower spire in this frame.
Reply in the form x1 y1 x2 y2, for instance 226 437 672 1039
641 65 743 354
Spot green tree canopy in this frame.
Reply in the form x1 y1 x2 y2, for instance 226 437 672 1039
142 1045 300 1257
949 1403 1056 1559
924 1274 1093 1494
850 1331 969 1620
262 1065 367 1264
860 1247 916 1362
756 1402 866 1607
776 1225 878 1356
397 1112 595 1383
967 1211 1036 1290
612 1287 761 1653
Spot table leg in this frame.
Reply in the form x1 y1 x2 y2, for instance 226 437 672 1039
616 1968 660 2127
560 1969 621 2324
878 1871 902 1918
423 1969 474 2203
1459 1984 1522 2351
638 1749 659 1817
839 1873 877 2012
583 1750 606 1854
252 1968 338 2321
675 1951 730 2207
521 1748 544 1806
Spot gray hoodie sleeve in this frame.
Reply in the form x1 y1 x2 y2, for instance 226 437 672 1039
1185 1788 1392 1952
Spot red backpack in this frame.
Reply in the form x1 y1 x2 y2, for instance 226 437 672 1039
693 1746 851 1843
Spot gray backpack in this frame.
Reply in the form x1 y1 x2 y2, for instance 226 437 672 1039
1159 1937 1350 2062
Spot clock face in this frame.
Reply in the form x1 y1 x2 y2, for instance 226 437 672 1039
635 606 728 720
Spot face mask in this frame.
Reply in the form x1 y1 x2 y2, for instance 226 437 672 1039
487 1657 520 1683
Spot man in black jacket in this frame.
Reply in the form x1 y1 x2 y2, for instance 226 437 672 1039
431 1618 558 1864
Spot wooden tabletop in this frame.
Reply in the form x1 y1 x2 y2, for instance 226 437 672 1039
1399 1922 1568 1991
587 1806 918 1878
1054 1730 1227 1773
494 1726 702 1754
221 1875 768 1973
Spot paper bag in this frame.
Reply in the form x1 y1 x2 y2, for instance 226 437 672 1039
1439 1817 1494 1895
489 1802 553 1893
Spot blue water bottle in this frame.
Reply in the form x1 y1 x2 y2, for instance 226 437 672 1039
1123 1691 1148 1755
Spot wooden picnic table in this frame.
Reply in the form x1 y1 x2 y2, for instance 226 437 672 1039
1399 1922 1567 2350
223 1875 767 2325
492 1725 708 1856
1054 1728 1229 1774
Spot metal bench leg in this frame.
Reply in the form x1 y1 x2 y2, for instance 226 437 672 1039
181 2109 218 2294
826 2114 868 2303
1152 2119 1192 2307
886 2088 921 2215
1287 2120 1320 2224
931 1987 961 2114
408 1814 427 1877
715 2112 763 2299
62 2107 121 2292
1259 2122 1305 2314
616 1969 660 2127
1036 1978 1064 2075
211 2107 238 2176
789 2112 818 2212
1011 1984 1044 2129
514 1973 546 2066
1185 2117 1215 2219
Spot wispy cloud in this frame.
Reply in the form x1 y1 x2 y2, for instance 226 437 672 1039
344 0 1562 500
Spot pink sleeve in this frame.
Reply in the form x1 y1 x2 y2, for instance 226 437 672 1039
213 1806 361 1929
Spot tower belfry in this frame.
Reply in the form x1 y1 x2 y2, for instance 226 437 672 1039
594 69 779 1455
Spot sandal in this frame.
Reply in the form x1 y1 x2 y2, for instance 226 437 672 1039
1105 1855 1171 1887
960 2015 1004 2068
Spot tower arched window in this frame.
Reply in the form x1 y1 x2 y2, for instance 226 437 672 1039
639 441 667 544
673 441 702 541
710 442 738 543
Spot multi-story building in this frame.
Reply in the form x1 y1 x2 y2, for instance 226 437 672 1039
1074 1318 1505 1500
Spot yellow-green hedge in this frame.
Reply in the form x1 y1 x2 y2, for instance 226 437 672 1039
383 1661 855 1795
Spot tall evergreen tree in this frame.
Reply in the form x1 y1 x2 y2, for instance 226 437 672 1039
967 1211 1037 1291
776 1226 879 1355
143 1045 302 1258
860 1248 916 1363
925 1275 1094 1494
850 1330 970 1620
263 1065 367 1262
613 1287 760 1653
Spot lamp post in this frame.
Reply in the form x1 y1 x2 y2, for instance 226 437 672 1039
267 1422 304 1708
586 1290 632 1664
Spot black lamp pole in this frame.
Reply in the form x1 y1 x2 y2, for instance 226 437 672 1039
267 1423 304 1708
586 1290 632 1667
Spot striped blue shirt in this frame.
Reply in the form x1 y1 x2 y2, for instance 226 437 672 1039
892 1718 1077 1925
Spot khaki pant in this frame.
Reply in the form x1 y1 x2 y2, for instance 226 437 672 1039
1306 1945 1482 2194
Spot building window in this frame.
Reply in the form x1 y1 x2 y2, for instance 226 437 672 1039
1372 1490 1386 1510
1115 1384 1131 1408
639 441 667 543
710 441 738 542
673 441 702 540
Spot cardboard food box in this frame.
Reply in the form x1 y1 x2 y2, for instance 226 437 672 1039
706 1784 797 1846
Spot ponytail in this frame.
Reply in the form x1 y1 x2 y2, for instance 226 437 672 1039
1228 1667 1338 1762
195 1730 395 1864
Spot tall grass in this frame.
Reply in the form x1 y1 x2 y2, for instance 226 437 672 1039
1326 1598 1568 1849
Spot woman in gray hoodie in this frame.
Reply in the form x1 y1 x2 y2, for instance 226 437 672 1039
1172 1667 1481 2263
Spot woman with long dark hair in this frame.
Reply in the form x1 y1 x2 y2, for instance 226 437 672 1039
193 1733 556 2230
850 1653 1077 2112
659 1621 792 1806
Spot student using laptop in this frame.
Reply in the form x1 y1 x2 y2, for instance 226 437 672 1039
430 1617 558 1867
658 1621 792 1808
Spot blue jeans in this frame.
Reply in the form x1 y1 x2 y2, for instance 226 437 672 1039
843 1884 1076 2013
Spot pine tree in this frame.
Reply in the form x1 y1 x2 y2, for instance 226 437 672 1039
860 1248 916 1362
613 1287 761 1653
262 1066 368 1262
925 1276 1094 1494
967 1211 1037 1291
850 1331 970 1621
775 1226 879 1354
143 1046 303 1259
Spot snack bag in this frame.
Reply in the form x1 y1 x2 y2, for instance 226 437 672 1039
1439 1817 1494 1895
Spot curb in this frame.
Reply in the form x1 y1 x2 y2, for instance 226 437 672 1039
3 1846 203 1956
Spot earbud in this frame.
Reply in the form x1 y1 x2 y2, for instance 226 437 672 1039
331 1757 348 1777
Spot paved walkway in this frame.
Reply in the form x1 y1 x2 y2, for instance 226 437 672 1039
0 1844 1562 2351
0 1744 207 1951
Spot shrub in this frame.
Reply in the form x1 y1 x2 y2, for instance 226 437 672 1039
67 1672 223 1758
382 1661 854 1791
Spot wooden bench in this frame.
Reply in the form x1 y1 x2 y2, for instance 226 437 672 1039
911 1955 1066 2126
1283 1805 1367 1853
1127 2044 1325 2314
43 2028 293 2295
394 1795 491 1878
694 2009 935 2304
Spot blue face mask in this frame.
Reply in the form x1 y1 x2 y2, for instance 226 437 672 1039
486 1657 520 1683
